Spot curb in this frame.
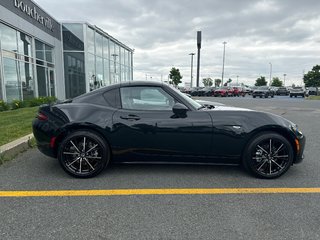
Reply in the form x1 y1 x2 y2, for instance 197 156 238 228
0 134 34 161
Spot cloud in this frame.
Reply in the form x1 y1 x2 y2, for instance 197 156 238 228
35 0 320 86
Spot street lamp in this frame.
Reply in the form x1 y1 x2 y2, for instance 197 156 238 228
283 73 287 86
269 62 272 86
236 75 239 85
189 53 195 87
111 53 118 83
221 41 227 86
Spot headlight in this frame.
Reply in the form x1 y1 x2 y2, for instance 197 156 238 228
290 124 303 136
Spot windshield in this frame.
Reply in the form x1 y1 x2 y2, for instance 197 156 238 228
170 86 202 109
258 86 269 90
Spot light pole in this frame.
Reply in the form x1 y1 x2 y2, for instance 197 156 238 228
189 53 195 87
283 73 287 86
236 75 239 85
221 41 227 86
111 53 118 83
269 62 272 86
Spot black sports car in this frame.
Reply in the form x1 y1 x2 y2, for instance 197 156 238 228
32 81 305 179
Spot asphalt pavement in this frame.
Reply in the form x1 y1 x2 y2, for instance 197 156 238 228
0 95 320 240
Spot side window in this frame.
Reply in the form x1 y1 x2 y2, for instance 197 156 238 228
103 88 121 108
120 86 176 110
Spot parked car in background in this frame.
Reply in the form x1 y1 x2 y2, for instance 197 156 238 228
198 87 216 96
290 87 305 98
190 87 203 96
214 86 233 97
252 86 275 98
232 87 246 97
276 87 289 96
305 87 318 97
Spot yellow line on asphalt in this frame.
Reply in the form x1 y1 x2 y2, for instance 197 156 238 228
1 188 320 197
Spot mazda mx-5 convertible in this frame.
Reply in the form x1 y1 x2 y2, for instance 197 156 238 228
32 81 305 179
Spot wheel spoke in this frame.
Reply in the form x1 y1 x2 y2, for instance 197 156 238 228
257 160 267 171
86 144 98 154
86 156 102 159
70 140 81 153
79 158 82 173
83 137 86 152
269 161 272 175
67 157 80 167
257 145 268 154
63 152 78 155
269 139 272 154
274 155 289 158
271 160 284 169
273 143 284 155
84 158 95 171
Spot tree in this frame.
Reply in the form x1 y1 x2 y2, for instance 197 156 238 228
202 78 213 87
214 79 221 87
169 67 182 86
223 78 232 86
255 76 267 86
304 65 320 87
271 77 283 87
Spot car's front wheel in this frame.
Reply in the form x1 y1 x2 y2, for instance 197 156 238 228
58 131 110 178
243 132 294 179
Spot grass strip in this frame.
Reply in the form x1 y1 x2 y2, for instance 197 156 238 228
0 107 38 146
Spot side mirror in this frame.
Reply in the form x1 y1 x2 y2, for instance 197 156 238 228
172 103 188 117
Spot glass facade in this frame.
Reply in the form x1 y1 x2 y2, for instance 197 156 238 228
0 22 56 102
0 19 133 102
62 23 133 98
62 24 86 98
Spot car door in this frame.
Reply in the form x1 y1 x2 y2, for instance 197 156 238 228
111 85 213 162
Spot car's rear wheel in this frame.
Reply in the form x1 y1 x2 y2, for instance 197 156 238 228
243 132 294 179
58 131 109 178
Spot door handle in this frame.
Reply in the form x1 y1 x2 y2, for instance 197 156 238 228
120 115 140 121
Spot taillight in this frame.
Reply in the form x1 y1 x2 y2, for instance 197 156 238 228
37 112 48 121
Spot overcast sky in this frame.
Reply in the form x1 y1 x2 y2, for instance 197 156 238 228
35 0 320 86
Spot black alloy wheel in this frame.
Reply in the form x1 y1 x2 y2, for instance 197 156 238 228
58 131 109 178
243 132 294 179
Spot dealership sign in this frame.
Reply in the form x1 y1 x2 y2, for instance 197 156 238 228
14 0 54 31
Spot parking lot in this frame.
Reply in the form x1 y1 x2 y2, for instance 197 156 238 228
1 96 320 240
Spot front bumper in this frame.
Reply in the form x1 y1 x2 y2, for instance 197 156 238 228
294 135 306 164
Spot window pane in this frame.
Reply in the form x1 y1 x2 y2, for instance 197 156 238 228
103 38 109 59
62 24 84 51
18 33 32 57
3 58 21 102
96 56 103 88
37 65 47 97
87 53 95 91
64 52 86 98
0 24 18 52
21 62 34 100
96 33 103 57
87 27 95 54
45 45 53 63
120 87 175 110
35 40 44 60
103 58 110 85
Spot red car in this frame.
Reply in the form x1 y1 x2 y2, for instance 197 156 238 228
232 87 246 97
214 86 233 97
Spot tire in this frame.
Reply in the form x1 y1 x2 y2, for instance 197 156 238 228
58 131 110 178
253 96 256 98
290 95 292 98
242 132 294 179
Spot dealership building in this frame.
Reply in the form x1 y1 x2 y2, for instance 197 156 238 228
0 0 134 102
